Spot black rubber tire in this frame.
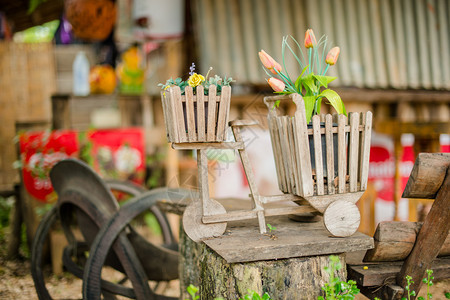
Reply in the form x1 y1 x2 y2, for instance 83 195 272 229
30 206 58 300
83 188 196 300
31 180 179 300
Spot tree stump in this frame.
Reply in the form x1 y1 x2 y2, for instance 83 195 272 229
178 214 373 299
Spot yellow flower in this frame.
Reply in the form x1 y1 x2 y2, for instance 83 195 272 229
188 73 205 87
363 266 368 270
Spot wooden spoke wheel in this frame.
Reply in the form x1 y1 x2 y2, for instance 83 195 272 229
182 199 227 242
323 200 360 237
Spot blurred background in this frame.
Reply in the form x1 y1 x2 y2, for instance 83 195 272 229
0 0 449 266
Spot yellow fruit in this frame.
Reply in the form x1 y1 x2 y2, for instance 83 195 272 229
89 65 116 94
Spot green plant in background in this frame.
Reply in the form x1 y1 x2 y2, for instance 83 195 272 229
445 292 450 299
267 223 276 233
159 63 234 96
186 284 199 300
240 290 271 300
417 269 434 300
318 255 360 300
185 285 270 300
402 275 416 300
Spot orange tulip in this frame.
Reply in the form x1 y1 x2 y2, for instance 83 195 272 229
325 47 340 65
259 50 282 75
268 77 285 92
304 29 317 48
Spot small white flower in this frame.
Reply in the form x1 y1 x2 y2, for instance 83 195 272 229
114 145 142 173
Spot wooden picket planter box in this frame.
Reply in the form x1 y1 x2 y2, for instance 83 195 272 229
161 85 231 143
264 93 373 198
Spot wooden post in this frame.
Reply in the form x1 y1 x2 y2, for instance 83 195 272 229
397 154 450 298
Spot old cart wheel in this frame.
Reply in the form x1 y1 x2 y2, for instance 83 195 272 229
323 200 360 237
182 199 227 242
83 188 195 300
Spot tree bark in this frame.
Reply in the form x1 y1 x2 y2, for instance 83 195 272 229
179 227 346 300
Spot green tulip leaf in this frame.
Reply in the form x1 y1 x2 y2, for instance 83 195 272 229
303 95 316 123
319 89 347 116
294 65 309 91
312 75 336 88
302 74 318 95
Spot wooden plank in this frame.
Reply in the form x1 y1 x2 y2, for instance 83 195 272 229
292 94 314 197
172 86 187 143
196 85 206 141
312 115 324 195
348 257 450 287
268 116 286 192
364 221 450 262
300 191 364 214
397 167 450 296
325 114 335 194
231 125 266 234
203 205 316 224
204 216 374 264
172 142 244 150
229 119 259 127
279 117 292 194
215 86 231 141
349 113 360 192
167 87 180 142
287 117 301 196
206 85 217 141
337 114 347 193
160 91 172 141
359 111 372 190
402 153 450 199
185 86 196 142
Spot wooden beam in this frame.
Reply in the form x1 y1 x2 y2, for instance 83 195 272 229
397 167 450 298
348 257 450 287
364 221 450 262
402 153 450 199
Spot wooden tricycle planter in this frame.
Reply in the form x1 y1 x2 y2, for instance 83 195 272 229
264 93 373 236
161 85 231 143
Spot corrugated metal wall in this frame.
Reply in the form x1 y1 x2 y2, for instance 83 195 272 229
191 0 450 90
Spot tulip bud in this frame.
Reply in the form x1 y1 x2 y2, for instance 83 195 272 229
304 29 317 48
268 77 285 92
259 50 282 75
325 47 340 65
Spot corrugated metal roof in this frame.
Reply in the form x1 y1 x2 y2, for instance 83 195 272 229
192 0 450 90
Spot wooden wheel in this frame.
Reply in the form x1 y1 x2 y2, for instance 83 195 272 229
323 200 360 237
182 199 227 242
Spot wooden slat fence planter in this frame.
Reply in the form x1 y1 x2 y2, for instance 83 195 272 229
161 85 231 143
264 93 372 204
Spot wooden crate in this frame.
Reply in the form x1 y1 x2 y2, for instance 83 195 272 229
161 85 231 143
264 93 373 199
0 42 57 190
0 42 56 123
